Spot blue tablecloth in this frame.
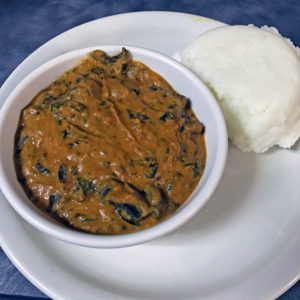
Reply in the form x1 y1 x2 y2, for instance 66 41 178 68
0 0 299 299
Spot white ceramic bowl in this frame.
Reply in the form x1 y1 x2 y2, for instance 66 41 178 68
0 45 227 248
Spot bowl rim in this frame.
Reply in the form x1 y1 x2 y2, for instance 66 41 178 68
0 45 228 248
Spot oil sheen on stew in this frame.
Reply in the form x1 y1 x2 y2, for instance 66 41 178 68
14 48 206 234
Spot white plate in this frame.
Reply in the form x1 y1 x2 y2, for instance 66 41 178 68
0 11 299 300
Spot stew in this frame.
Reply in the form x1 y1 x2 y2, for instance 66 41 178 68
14 48 206 234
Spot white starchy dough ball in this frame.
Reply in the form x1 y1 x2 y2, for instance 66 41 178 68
180 25 300 153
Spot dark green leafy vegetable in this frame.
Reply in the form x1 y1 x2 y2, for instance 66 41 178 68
127 109 149 121
36 162 49 175
76 178 96 196
47 194 61 213
81 72 90 78
41 95 56 106
193 162 204 177
98 186 111 200
132 88 140 95
58 164 67 183
91 66 104 74
72 213 96 223
93 79 103 88
145 157 154 162
16 133 29 153
50 99 68 112
127 109 135 120
61 130 69 139
101 48 126 64
186 162 204 178
137 112 149 120
200 125 205 134
98 100 106 106
113 203 142 225
146 163 158 179
169 201 180 212
111 177 125 185
104 161 111 168
122 63 128 72
175 172 183 179
159 112 173 123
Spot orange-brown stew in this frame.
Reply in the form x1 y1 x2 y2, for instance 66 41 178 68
14 48 206 234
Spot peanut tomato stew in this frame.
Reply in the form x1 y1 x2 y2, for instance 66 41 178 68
14 48 206 234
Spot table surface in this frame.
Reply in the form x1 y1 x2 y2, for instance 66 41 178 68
0 0 299 299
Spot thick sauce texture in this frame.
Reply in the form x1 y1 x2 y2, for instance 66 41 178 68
14 48 206 234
